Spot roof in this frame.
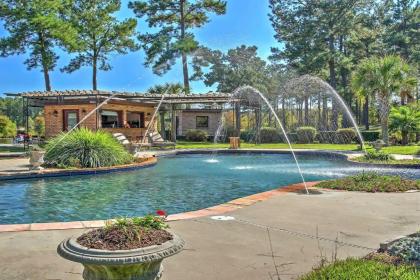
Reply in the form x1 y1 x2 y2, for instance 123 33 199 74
8 90 235 105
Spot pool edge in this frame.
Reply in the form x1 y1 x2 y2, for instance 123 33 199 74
0 181 320 233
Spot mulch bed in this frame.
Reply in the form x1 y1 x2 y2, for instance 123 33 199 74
77 227 173 250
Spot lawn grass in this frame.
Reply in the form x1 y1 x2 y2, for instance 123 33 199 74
380 145 420 155
175 141 360 151
300 258 419 280
175 141 420 155
315 172 420 192
352 156 420 165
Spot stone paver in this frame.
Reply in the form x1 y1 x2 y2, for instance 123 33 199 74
0 190 418 280
0 158 30 172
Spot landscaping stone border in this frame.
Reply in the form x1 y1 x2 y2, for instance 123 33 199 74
0 157 157 181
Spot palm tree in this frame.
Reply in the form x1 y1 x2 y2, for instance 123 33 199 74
352 55 417 145
148 83 185 94
389 105 420 145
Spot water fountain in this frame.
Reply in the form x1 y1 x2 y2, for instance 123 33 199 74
285 75 366 152
141 93 167 145
232 85 310 194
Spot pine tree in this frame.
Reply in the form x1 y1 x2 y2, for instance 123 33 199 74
62 0 138 90
0 0 77 91
129 0 226 93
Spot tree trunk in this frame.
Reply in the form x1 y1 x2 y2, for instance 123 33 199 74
180 0 190 93
378 92 390 145
42 65 52 91
92 56 97 91
401 130 408 145
281 98 286 128
235 102 241 136
304 96 309 125
363 95 369 130
317 93 321 129
328 35 338 130
38 32 52 91
322 96 328 131
381 118 389 145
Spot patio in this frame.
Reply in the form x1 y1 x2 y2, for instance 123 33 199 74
0 188 418 280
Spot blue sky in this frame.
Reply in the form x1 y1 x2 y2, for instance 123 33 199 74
0 0 278 94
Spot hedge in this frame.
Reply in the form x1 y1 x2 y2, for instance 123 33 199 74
296 126 317 143
185 129 208 142
361 131 380 142
337 128 357 144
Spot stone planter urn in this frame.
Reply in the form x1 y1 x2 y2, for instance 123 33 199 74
29 150 45 170
57 232 184 280
372 140 385 151
229 137 240 149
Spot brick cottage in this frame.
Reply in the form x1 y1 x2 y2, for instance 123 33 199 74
14 90 231 142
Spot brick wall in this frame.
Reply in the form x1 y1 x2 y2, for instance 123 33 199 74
44 102 157 139
178 110 222 136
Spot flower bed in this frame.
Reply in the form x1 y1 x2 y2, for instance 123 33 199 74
315 172 420 192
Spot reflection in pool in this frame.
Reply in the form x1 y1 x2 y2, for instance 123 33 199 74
0 153 418 224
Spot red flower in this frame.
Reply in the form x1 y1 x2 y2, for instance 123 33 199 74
156 210 167 217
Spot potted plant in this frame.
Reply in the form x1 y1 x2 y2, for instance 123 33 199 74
57 211 184 280
29 145 45 170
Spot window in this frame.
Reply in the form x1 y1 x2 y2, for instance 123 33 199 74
196 116 209 128
63 110 79 131
127 112 145 128
101 110 120 128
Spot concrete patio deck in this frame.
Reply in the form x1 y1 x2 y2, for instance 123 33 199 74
0 189 418 280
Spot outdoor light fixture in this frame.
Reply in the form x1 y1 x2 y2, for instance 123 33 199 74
53 110 58 117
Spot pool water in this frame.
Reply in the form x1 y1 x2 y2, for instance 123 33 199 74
0 153 418 224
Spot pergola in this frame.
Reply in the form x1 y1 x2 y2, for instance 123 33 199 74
7 90 251 142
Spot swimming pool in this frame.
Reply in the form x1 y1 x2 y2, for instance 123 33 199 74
0 153 418 224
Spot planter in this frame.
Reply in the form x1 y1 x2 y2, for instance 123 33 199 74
57 232 184 280
29 150 45 170
229 137 240 149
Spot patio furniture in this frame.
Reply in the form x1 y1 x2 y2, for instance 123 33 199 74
148 132 176 149
112 133 151 153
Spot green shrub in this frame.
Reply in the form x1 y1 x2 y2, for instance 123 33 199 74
44 128 133 168
260 127 281 143
286 132 298 143
361 131 380 142
185 129 208 142
34 115 45 137
300 258 420 280
337 128 357 144
240 129 254 142
296 126 317 143
388 234 420 264
0 115 17 138
318 131 338 143
365 150 394 161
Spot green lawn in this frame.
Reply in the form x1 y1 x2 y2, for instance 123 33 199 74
175 141 420 155
352 156 420 165
300 258 419 280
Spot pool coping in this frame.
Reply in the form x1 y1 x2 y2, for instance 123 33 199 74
0 157 158 181
0 149 418 232
0 149 417 181
172 149 420 169
0 181 320 233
